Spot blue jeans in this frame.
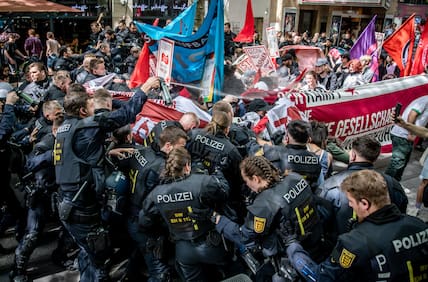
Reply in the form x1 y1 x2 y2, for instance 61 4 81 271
385 135 414 181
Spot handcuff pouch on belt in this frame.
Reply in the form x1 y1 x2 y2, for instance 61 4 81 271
87 227 110 254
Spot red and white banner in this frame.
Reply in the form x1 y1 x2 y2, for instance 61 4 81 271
284 74 428 152
110 92 212 144
243 45 276 76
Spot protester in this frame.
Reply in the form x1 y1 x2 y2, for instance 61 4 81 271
314 57 338 90
308 121 333 179
386 96 428 181
393 110 428 209
341 59 364 89
360 55 374 83
300 70 326 91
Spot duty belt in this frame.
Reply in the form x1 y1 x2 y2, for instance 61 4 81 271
69 210 100 224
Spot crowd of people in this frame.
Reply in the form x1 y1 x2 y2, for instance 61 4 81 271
0 18 427 282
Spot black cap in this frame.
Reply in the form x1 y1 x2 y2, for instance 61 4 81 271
247 99 272 112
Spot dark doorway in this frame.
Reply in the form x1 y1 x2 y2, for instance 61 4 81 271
299 10 316 34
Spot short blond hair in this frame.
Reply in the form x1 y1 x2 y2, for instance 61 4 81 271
360 55 372 63
341 170 390 208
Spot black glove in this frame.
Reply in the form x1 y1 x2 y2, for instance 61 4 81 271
271 131 285 145
216 156 230 171
278 220 299 247
345 217 357 232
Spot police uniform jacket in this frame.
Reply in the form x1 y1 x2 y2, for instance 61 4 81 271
287 204 428 282
23 78 51 104
249 142 322 189
187 128 242 194
144 120 182 151
55 89 147 207
44 84 66 105
33 116 53 143
140 172 229 241
0 103 16 148
319 162 408 235
114 144 166 216
26 133 55 173
216 173 324 258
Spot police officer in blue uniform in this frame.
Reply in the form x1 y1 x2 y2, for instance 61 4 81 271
287 170 428 282
319 135 408 235
187 110 242 205
143 112 199 151
0 91 26 253
10 115 63 282
249 120 323 190
113 126 188 281
213 156 327 280
140 147 230 282
54 77 159 282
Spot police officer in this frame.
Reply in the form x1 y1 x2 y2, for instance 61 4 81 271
30 100 64 144
187 110 242 198
140 147 230 281
113 126 188 281
143 112 199 151
22 62 51 106
213 156 327 280
319 135 408 235
211 100 256 158
55 77 159 281
249 120 322 190
10 115 64 282
0 91 26 250
287 170 428 282
53 46 78 72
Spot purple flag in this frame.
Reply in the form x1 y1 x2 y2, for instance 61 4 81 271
350 15 379 81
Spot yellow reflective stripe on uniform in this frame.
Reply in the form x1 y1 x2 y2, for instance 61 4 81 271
255 147 264 156
294 207 305 235
129 169 139 194
352 210 357 220
407 261 414 282
53 141 62 165
187 206 199 230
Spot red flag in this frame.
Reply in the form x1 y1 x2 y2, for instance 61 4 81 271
383 14 415 76
410 20 428 75
129 18 159 88
233 0 254 43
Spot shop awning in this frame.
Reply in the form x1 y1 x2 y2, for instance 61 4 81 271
0 0 82 13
